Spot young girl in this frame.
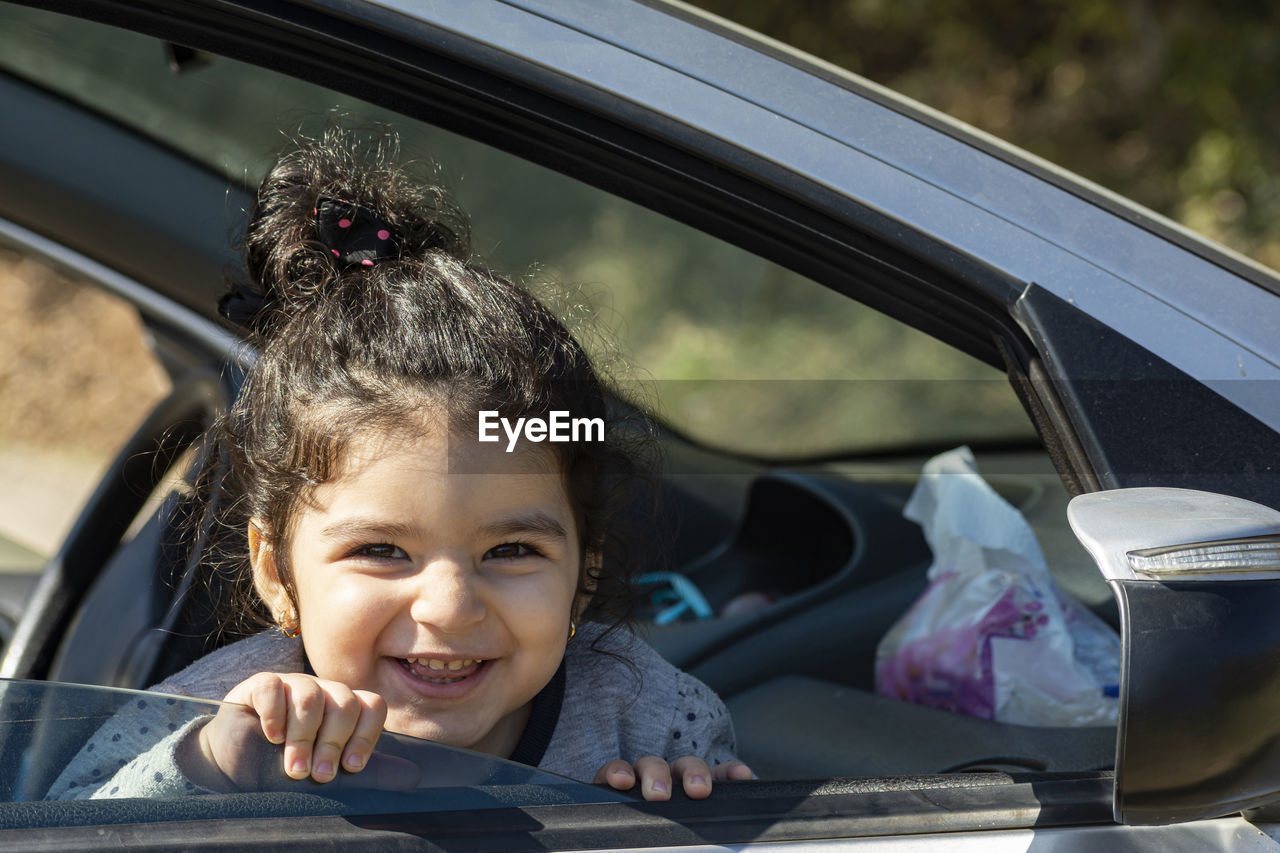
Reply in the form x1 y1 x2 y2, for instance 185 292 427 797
47 130 750 801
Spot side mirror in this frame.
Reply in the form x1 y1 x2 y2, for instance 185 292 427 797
1069 487 1280 825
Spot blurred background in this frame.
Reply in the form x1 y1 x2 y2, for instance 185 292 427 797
687 0 1280 269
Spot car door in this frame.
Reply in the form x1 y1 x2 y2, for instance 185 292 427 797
3 0 1280 850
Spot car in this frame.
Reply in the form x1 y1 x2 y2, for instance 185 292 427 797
1 0 1280 849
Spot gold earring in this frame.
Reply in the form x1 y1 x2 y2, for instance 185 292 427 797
568 618 577 641
278 611 301 639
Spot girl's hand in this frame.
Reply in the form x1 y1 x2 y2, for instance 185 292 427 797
185 672 389 790
593 756 754 800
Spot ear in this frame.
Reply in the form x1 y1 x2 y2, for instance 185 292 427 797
248 519 292 619
574 546 602 618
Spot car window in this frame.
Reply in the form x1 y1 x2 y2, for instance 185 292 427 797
0 4 1035 460
0 679 621 817
0 247 170 570
0 5 1137 842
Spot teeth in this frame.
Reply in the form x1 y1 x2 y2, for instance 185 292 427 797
404 657 483 668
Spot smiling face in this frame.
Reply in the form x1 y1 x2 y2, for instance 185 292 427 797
250 416 584 757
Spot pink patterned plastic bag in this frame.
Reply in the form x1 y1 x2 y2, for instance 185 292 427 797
874 447 1120 727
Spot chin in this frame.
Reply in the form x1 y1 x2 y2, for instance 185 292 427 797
387 710 479 749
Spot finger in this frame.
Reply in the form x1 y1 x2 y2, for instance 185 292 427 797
340 690 387 775
226 673 289 745
592 759 636 791
712 760 754 782
282 677 327 780
633 755 672 801
309 683 361 783
200 688 284 791
671 755 712 799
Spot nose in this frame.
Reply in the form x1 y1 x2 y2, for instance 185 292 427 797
408 553 486 632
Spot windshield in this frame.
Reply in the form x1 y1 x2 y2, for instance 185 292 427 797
0 680 624 829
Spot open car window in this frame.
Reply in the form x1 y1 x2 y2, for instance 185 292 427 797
0 248 173 655
3 1 1207 849
0 249 172 557
0 3 1034 460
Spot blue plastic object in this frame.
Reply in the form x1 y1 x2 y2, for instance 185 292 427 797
636 572 713 626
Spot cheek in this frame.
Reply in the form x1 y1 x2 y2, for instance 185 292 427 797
495 572 577 638
296 573 398 626
295 579 399 684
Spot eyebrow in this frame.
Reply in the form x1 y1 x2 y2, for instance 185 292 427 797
478 511 569 543
318 513 568 543
319 519 419 541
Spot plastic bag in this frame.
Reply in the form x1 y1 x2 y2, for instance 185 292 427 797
874 447 1120 727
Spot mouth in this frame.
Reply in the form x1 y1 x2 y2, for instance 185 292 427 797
397 657 487 685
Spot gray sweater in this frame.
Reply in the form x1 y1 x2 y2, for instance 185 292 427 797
47 622 737 799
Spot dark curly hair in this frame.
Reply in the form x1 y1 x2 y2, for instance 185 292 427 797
195 127 652 651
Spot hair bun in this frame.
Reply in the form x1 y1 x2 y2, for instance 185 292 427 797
228 127 474 337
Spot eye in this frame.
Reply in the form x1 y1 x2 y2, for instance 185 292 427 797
352 543 409 561
484 542 541 560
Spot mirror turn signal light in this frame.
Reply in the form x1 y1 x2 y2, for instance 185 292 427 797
1127 534 1280 577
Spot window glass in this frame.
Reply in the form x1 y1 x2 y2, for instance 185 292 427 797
0 681 619 812
0 4 1034 459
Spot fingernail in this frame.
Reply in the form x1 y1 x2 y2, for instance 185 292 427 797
652 780 668 793
692 775 707 786
290 757 307 774
315 761 333 778
346 753 364 770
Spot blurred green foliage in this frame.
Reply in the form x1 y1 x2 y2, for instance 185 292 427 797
688 0 1280 270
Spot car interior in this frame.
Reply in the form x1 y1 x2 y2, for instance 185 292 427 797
0 2 1120 814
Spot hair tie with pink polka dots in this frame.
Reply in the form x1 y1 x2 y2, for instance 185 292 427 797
315 195 400 268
